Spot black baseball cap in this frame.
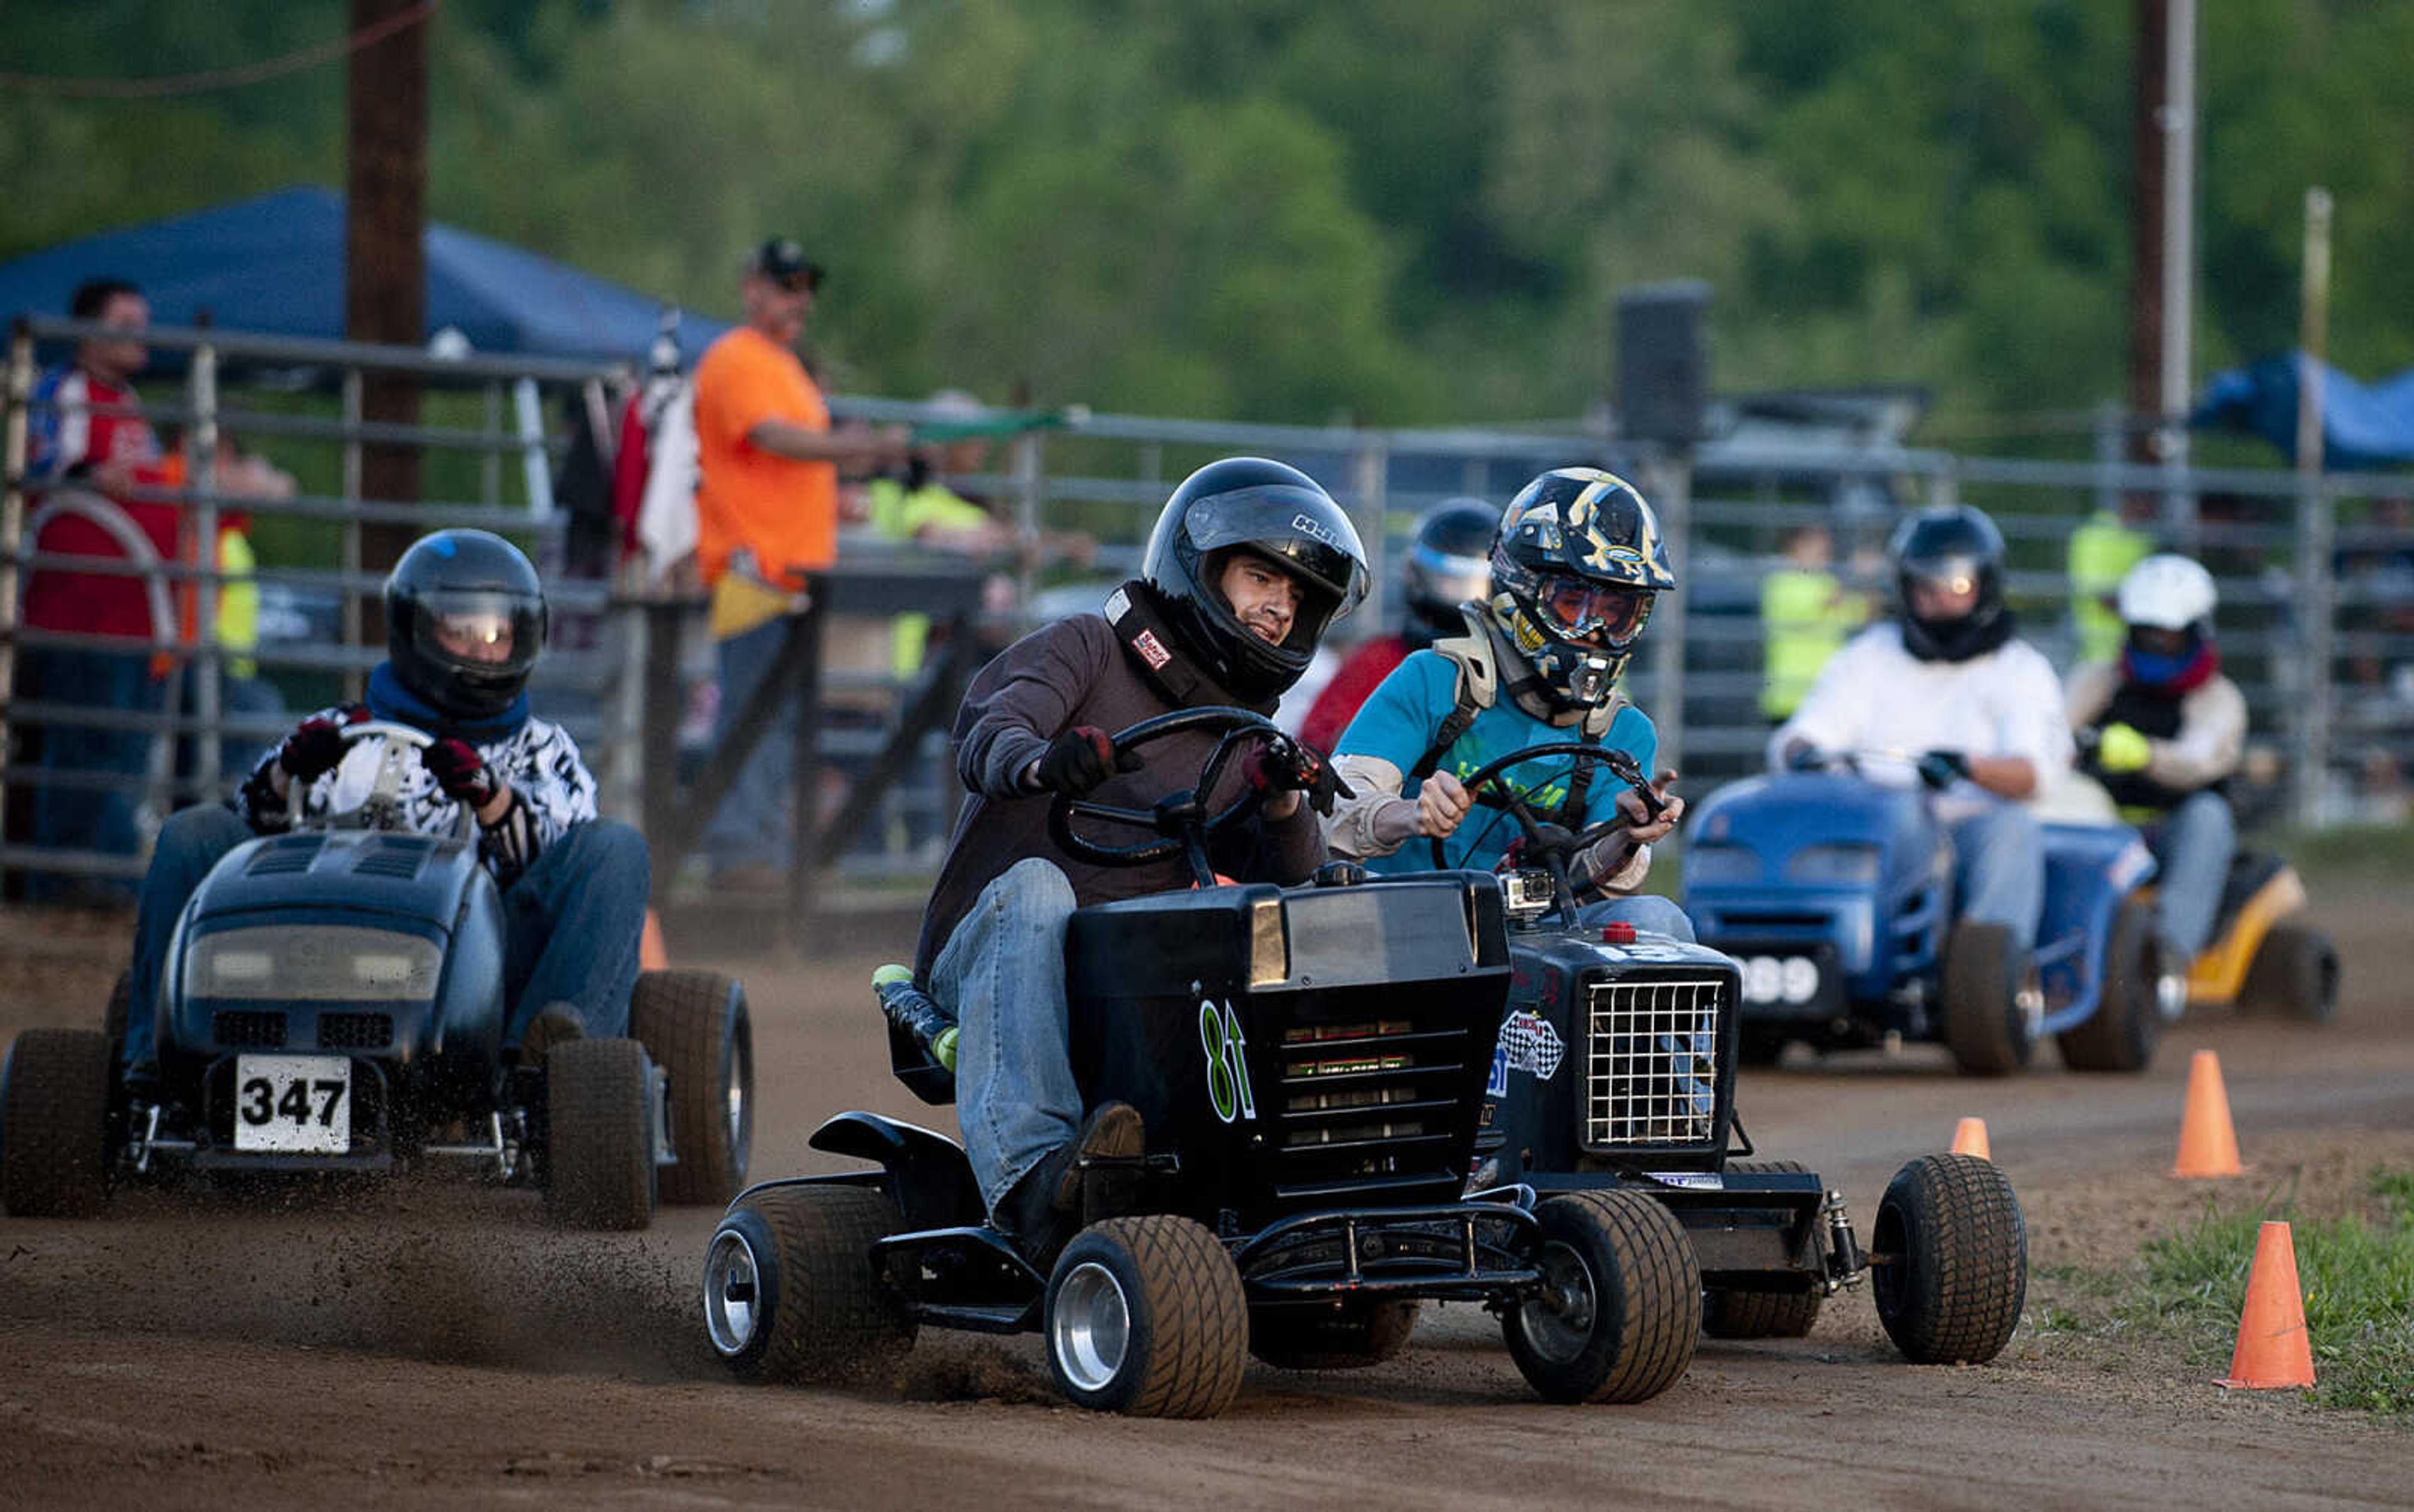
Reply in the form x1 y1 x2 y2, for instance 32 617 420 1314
749 238 825 294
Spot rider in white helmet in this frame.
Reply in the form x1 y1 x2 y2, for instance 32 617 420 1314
2064 553 2247 968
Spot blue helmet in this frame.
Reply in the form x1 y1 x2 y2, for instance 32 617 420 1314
1485 468 1675 708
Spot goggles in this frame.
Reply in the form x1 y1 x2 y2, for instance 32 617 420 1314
1536 576 1653 644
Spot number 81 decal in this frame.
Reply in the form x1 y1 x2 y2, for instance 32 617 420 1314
1197 998 1257 1123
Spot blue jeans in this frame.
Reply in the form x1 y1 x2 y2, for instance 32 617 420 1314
1577 891 1697 942
2143 792 2234 959
929 858 1081 1216
124 806 649 1072
704 619 796 873
1949 803 2046 951
25 646 164 900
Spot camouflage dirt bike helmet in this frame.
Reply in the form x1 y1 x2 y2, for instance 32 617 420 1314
1485 467 1677 709
1140 456 1371 702
384 529 549 720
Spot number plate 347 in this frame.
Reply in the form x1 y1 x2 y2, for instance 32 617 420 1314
233 1054 351 1154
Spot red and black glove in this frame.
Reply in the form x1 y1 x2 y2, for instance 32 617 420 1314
1033 725 1142 797
424 737 504 809
277 705 371 782
1242 734 1354 818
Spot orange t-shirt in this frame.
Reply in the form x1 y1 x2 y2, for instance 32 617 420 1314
691 326 836 586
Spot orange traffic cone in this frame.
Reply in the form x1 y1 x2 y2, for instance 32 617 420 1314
640 908 670 972
2171 1049 2245 1178
2220 1220 2316 1389
1950 1117 1991 1160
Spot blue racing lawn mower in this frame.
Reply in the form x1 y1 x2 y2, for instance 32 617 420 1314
1443 742 2027 1361
702 709 1723 1418
0 722 754 1230
1680 753 2168 1077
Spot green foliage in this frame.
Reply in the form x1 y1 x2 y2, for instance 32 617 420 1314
6 0 2412 433
2111 1171 2414 1414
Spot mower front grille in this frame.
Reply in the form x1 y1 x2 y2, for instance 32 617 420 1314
1274 1018 1472 1196
211 1010 288 1049
317 1012 394 1050
1582 975 1724 1149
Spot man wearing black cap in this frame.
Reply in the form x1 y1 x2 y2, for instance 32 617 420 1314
690 239 909 888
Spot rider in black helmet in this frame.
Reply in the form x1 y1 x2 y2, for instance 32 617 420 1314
1299 497 1499 754
118 529 650 1107
1772 503 2073 994
894 457 1369 1262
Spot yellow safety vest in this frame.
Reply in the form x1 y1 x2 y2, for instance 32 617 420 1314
1760 568 1860 720
2068 512 2152 665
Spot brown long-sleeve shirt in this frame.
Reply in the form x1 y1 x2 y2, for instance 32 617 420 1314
912 613 1326 981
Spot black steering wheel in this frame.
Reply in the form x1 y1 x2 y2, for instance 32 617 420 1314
1045 707 1286 888
1432 742 1665 920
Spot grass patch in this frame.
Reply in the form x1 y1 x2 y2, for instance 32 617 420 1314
2273 821 2414 883
2097 1167 2414 1414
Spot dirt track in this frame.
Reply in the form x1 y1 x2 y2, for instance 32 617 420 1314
3 890 2410 1511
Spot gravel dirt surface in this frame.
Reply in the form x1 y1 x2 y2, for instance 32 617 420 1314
2 886 2408 1511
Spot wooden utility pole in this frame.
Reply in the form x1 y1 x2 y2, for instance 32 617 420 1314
346 0 428 578
2128 0 2195 468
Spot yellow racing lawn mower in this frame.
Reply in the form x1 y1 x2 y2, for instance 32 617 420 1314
2039 770 2337 1025
2154 853 2338 1022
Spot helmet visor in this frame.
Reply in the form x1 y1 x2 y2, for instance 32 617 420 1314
1184 485 1367 607
1409 543 1490 609
1537 576 1653 646
411 588 543 680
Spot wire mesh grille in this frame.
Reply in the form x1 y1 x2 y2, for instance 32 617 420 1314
1584 975 1724 1149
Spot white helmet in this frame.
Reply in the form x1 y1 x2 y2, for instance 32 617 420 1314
2117 553 2217 632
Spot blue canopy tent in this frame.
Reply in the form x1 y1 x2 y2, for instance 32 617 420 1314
2192 353 2414 470
0 185 729 365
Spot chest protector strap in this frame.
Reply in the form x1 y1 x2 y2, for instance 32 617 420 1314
1411 606 1623 826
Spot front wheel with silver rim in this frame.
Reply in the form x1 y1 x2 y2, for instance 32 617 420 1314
702 1183 914 1383
1502 1190 1699 1404
1044 1215 1247 1418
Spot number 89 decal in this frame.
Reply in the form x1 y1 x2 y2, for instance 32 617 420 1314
1197 998 1257 1123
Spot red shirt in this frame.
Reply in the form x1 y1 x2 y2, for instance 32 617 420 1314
1301 636 1411 755
23 366 177 641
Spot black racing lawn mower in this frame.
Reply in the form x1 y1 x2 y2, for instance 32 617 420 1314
702 708 1712 1417
0 721 754 1231
1456 742 2028 1362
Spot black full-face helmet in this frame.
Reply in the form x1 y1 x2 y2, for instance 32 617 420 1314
1401 497 1499 643
1889 504 2009 663
1140 457 1370 702
1485 467 1677 709
384 529 548 720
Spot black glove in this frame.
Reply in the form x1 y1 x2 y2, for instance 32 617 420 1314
278 705 370 782
1915 748 1971 791
1033 725 1140 797
424 736 504 808
1782 739 1827 773
1240 734 1354 817
1501 821 1581 870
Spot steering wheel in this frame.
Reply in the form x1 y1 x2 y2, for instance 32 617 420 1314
290 719 471 837
1045 707 1285 888
1432 742 1664 921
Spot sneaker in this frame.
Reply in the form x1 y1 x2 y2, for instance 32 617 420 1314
519 1002 588 1067
996 1101 1145 1262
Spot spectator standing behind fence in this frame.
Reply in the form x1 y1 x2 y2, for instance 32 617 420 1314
1760 521 1872 724
18 277 179 897
688 238 910 891
2068 493 2158 666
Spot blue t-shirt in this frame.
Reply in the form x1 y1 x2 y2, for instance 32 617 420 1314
1334 649 1658 875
